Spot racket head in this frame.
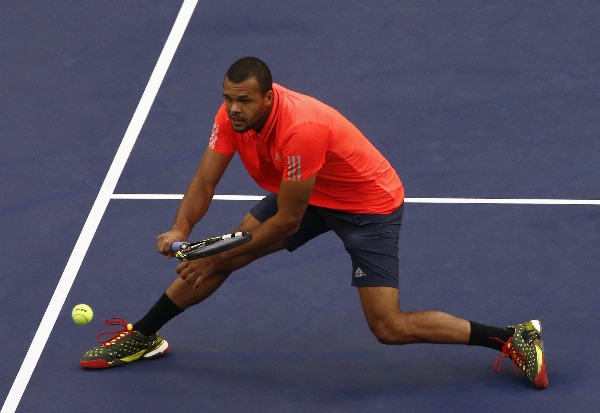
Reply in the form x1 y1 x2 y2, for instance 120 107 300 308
172 231 252 261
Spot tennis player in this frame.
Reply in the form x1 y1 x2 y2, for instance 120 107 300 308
80 57 547 389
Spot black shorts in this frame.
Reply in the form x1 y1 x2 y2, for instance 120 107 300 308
249 193 403 288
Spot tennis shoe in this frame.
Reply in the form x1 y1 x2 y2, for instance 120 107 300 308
80 318 170 369
492 319 548 389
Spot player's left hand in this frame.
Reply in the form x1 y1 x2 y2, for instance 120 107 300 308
176 257 220 288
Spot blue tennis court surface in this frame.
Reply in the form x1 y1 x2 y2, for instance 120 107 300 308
2 1 599 412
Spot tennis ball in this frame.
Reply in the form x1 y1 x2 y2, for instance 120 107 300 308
72 304 93 326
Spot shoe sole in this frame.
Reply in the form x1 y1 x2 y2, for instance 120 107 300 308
143 340 170 359
80 340 170 369
534 353 548 389
525 320 548 389
530 320 548 389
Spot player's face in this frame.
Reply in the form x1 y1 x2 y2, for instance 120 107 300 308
223 77 273 133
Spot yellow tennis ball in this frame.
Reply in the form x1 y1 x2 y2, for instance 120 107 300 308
72 304 93 326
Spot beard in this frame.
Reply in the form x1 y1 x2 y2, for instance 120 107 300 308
229 114 251 132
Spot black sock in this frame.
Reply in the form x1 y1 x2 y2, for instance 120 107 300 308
467 321 514 352
133 292 184 336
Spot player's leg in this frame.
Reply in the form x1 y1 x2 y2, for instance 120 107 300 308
340 206 547 388
358 286 470 344
324 205 509 346
357 285 548 388
80 196 289 369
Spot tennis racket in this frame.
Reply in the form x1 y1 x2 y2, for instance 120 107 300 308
170 231 252 261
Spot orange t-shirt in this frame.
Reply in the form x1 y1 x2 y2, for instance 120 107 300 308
209 84 404 214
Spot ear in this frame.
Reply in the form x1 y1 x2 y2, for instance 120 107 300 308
264 90 274 107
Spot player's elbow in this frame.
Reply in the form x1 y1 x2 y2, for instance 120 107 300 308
282 220 301 238
275 215 302 238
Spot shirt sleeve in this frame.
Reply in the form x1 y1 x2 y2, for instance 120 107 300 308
208 104 236 156
280 123 328 181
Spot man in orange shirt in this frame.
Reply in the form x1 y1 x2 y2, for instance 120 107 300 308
80 57 547 389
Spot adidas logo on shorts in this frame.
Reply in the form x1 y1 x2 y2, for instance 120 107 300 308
354 267 366 278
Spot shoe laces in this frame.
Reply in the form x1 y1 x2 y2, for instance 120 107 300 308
490 337 527 376
96 318 134 347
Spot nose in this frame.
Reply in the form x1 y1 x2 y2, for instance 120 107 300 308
229 101 241 114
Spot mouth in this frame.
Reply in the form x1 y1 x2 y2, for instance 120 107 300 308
229 114 243 124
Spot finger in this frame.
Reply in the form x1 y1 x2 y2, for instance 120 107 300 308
186 271 200 287
157 233 168 252
179 269 192 285
158 233 179 255
159 242 173 256
176 262 187 275
163 250 175 259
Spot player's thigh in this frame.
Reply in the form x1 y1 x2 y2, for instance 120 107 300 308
358 286 404 340
323 206 403 288
359 286 401 320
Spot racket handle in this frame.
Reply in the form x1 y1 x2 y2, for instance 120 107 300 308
170 242 185 252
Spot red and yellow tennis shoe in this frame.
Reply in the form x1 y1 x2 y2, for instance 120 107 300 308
492 319 548 389
80 318 169 369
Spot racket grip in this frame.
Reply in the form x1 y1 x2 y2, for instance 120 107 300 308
170 242 185 252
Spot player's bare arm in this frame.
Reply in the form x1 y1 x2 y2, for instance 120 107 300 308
174 175 316 290
157 148 232 255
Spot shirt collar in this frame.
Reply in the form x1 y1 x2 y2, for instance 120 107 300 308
252 84 281 141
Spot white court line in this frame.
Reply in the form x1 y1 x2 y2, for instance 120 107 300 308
111 193 600 205
1 2 198 412
406 197 600 205
111 193 265 201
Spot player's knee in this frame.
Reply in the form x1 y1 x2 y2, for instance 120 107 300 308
367 316 412 345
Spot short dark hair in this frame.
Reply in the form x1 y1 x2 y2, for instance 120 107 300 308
225 57 273 95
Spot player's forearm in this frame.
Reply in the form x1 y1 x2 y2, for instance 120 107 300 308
171 176 215 237
218 213 298 261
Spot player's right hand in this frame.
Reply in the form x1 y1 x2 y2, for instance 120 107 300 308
157 229 187 258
